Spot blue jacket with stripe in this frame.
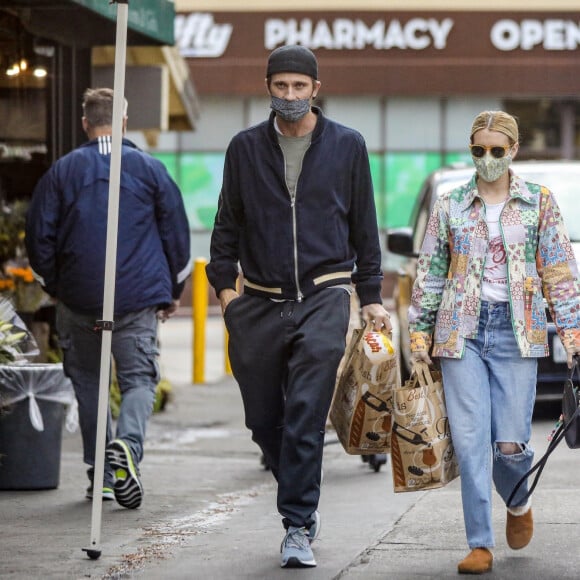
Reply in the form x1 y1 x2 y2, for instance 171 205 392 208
25 136 191 316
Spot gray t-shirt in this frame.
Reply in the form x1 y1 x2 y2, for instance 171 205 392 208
276 128 312 199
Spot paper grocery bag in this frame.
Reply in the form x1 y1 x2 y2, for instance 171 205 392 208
390 362 459 492
330 325 399 454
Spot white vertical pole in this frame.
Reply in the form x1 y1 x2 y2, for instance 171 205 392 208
83 0 129 560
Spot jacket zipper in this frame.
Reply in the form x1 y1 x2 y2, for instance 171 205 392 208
290 194 303 302
285 145 309 303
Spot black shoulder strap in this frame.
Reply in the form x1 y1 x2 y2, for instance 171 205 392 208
507 360 580 508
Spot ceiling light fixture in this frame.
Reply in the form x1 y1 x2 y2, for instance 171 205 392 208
6 64 20 76
33 66 47 78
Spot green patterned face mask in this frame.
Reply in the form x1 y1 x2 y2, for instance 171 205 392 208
472 151 512 183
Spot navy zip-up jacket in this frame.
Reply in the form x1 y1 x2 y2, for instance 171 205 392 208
206 108 383 306
25 136 191 316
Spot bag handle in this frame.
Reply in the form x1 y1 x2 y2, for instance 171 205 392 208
343 321 394 370
563 361 580 423
341 324 367 371
410 361 434 389
362 319 394 339
506 418 567 507
507 358 580 507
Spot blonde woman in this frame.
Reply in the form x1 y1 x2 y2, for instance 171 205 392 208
409 110 580 574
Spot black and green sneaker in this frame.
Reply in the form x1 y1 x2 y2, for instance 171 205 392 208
105 439 143 509
85 485 115 501
85 467 115 501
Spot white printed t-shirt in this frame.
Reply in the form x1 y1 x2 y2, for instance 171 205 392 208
481 200 509 303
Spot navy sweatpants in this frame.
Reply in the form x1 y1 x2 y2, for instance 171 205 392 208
224 287 351 529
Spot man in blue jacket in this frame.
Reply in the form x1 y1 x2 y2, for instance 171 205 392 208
207 45 391 568
25 88 191 509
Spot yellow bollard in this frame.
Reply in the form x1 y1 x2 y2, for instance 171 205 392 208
192 258 208 384
224 326 232 375
223 275 240 375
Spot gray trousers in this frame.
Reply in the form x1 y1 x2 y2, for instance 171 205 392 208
56 303 160 480
224 288 351 530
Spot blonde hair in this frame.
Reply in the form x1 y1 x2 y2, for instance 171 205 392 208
470 110 519 145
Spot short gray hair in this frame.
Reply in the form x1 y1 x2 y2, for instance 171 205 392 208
82 87 128 127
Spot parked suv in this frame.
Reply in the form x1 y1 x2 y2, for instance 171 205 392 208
387 160 580 401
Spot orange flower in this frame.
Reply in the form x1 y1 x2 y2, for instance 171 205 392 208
0 278 15 291
5 266 35 283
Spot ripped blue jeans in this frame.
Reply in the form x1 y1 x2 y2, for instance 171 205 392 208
440 301 537 549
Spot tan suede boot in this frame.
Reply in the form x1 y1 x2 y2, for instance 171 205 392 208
506 508 533 549
457 548 493 574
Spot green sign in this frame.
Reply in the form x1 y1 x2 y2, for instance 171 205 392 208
383 152 443 229
154 152 225 230
153 150 472 233
71 0 175 44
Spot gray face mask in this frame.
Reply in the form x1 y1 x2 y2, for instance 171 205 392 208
472 152 512 183
270 96 311 122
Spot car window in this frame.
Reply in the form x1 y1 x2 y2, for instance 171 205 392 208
515 168 580 242
413 205 429 254
407 163 580 262
435 176 470 198
408 172 472 255
429 165 580 242
413 185 432 254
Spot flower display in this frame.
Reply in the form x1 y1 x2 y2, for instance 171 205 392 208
0 319 26 364
0 298 32 364
1 199 48 313
0 200 27 265
5 266 34 284
1 262 48 314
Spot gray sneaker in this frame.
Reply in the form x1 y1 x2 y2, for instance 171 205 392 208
308 510 321 544
280 526 317 568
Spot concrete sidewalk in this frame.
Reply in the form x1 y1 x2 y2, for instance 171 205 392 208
339 440 580 579
0 313 578 579
151 315 580 579
119 313 580 579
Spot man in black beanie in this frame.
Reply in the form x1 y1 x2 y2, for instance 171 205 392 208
207 44 390 569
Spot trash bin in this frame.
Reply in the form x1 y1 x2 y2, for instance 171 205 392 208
0 363 76 490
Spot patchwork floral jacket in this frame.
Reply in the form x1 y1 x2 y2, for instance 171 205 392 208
409 171 580 359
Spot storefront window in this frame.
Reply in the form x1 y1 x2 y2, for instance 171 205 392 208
503 99 580 160
0 89 48 204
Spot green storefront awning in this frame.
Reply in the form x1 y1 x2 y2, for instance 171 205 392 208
4 0 175 46
71 0 175 45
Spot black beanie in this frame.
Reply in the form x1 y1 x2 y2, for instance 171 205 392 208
266 45 318 80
